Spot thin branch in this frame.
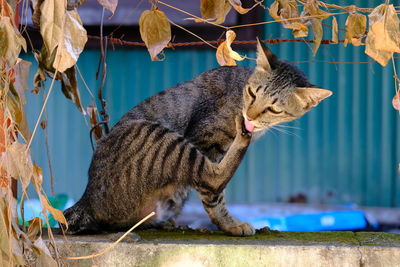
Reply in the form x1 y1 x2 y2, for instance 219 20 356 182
26 70 58 151
64 212 155 260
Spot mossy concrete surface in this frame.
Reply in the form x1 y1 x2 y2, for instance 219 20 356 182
52 230 400 267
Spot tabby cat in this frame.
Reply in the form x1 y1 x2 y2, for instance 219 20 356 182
64 41 332 236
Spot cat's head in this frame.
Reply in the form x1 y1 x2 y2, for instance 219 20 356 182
242 40 332 132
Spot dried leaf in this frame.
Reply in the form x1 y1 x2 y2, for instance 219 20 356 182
344 12 366 47
200 0 231 24
311 19 322 56
287 22 308 38
365 4 399 66
31 0 45 26
0 16 26 65
87 105 103 140
225 30 245 61
32 164 68 227
13 59 31 105
269 0 308 38
0 142 33 191
33 237 57 267
27 217 42 241
216 41 236 66
40 0 66 55
7 83 31 142
393 92 400 110
331 16 338 44
40 0 87 72
52 9 88 72
301 0 331 23
60 66 85 114
139 8 171 61
33 48 85 114
39 194 68 227
40 120 47 129
228 0 251 14
97 0 118 15
368 4 400 52
32 163 43 187
0 198 26 266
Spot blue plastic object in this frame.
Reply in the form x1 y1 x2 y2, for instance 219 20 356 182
250 210 368 231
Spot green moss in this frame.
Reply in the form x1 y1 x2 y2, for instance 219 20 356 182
136 229 397 246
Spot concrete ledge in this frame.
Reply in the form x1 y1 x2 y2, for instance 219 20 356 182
52 230 400 267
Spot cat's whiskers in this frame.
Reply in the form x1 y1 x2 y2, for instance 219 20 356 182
273 124 302 130
269 125 301 139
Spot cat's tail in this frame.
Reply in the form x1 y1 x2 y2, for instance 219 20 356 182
63 199 99 234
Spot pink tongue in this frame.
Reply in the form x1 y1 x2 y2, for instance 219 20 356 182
244 119 255 132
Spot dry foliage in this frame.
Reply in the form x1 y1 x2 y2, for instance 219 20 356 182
2 0 400 265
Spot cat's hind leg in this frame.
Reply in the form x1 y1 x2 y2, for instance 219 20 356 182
63 199 100 234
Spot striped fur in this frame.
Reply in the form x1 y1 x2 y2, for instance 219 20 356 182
64 43 331 236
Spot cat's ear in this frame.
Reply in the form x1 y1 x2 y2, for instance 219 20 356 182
294 88 333 108
256 37 277 73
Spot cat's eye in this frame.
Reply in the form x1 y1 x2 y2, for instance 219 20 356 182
265 106 283 114
247 86 256 99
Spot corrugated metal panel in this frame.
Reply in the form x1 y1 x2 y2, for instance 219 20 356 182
22 0 400 206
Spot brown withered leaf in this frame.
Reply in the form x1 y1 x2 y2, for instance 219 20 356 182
13 59 31 105
139 8 171 61
301 0 331 23
60 66 85 114
365 4 400 66
32 164 43 187
53 9 88 72
31 164 68 228
368 4 400 53
216 30 245 66
97 0 118 15
228 0 251 14
31 0 45 26
225 30 245 61
269 0 308 38
6 84 31 142
0 16 27 65
311 19 322 56
39 194 68 228
87 105 103 140
287 22 308 38
331 16 338 44
0 198 26 266
40 120 47 129
40 0 87 72
344 12 366 47
0 142 33 191
200 0 232 24
33 48 86 114
216 41 236 66
32 237 57 267
27 217 42 241
40 0 66 55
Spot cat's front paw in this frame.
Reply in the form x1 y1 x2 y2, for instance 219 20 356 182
225 222 255 236
235 116 252 138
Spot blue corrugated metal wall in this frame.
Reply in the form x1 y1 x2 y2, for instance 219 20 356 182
23 0 400 207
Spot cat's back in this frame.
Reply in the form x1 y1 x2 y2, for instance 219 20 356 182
115 66 253 133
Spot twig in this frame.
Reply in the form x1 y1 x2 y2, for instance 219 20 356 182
26 70 58 151
96 7 110 136
65 212 156 260
168 19 217 49
157 0 229 30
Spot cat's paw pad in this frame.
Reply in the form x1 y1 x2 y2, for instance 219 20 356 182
226 222 255 236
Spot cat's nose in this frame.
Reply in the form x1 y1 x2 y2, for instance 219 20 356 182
247 116 253 121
